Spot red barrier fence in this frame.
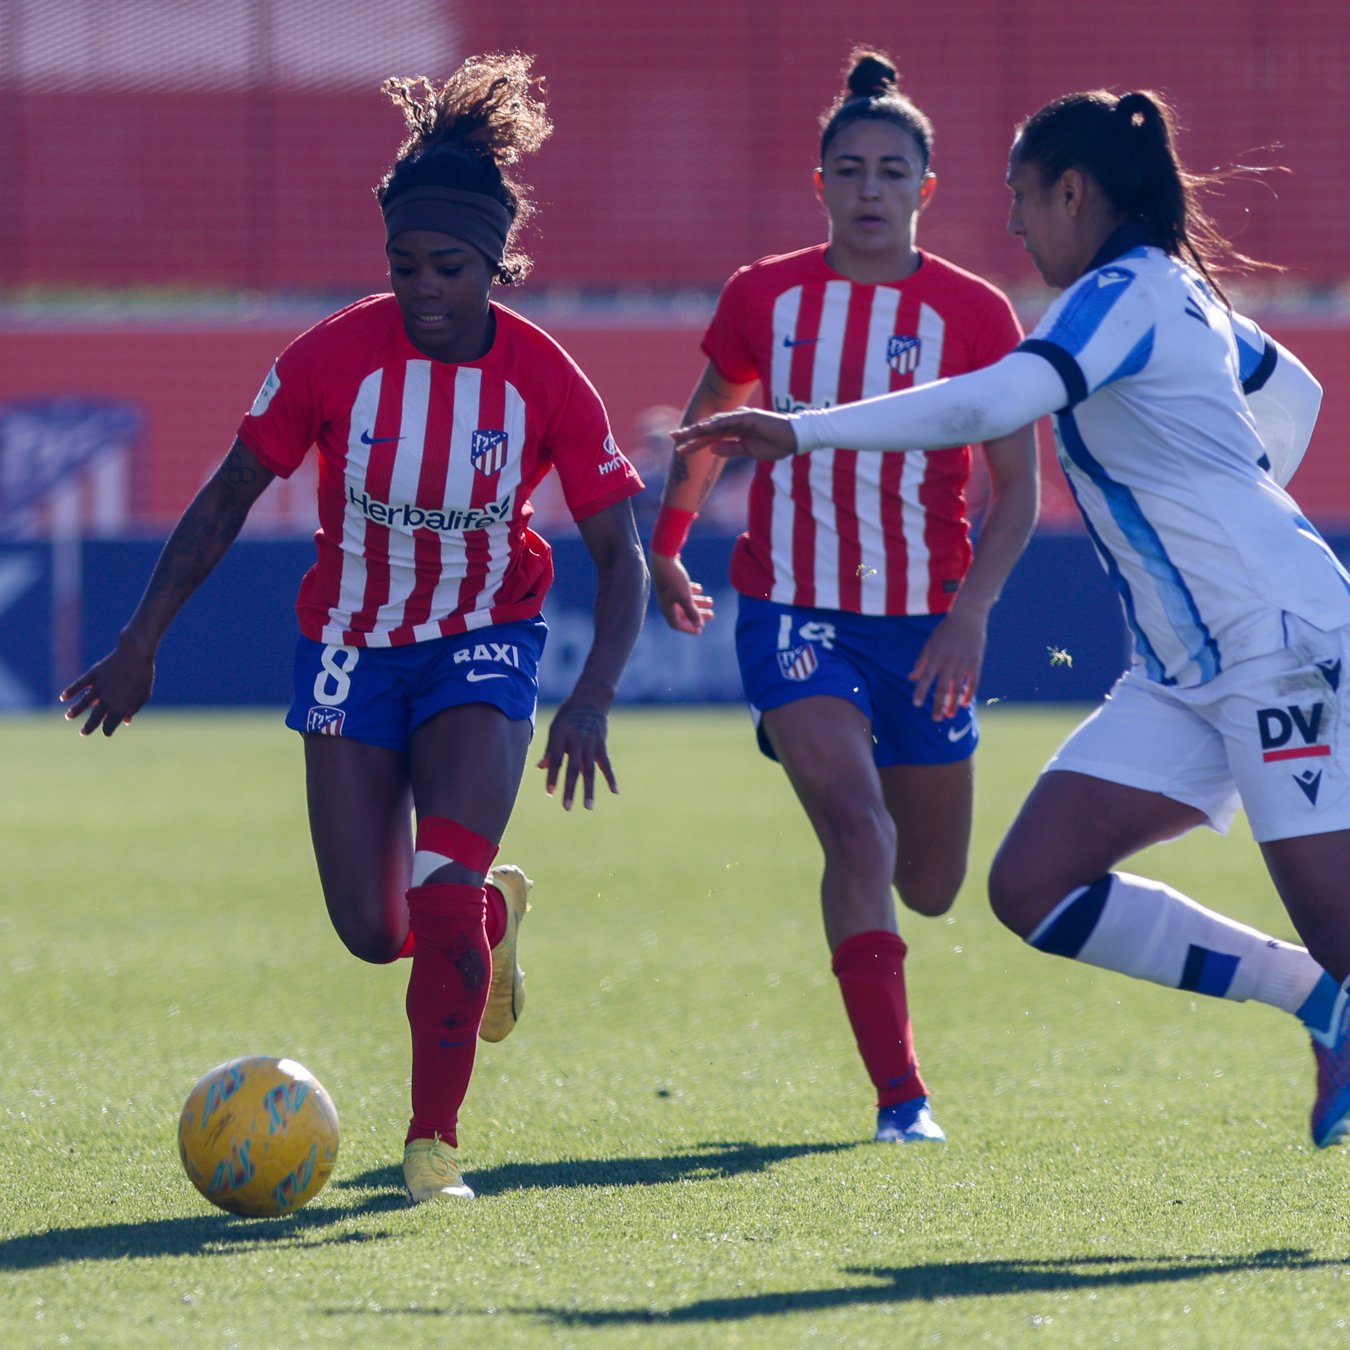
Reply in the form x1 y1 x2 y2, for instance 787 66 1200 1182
1 0 1346 296
3 312 1348 531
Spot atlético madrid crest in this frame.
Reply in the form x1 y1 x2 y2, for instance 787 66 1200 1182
305 707 345 735
471 429 509 475
777 644 819 682
887 334 921 375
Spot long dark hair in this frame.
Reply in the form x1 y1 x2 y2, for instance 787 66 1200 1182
819 48 934 170
1013 89 1276 301
376 53 552 284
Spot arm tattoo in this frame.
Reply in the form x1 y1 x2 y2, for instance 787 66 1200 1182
145 457 257 605
670 453 720 508
225 448 260 486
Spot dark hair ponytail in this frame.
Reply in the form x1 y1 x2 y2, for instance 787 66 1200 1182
1014 89 1275 301
1110 93 1187 249
820 47 934 168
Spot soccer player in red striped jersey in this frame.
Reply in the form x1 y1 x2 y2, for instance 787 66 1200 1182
62 55 650 1203
650 49 1039 1144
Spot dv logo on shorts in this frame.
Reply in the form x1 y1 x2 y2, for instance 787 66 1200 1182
887 334 921 375
471 429 509 476
1258 703 1328 762
305 707 346 736
777 644 819 682
1258 702 1329 804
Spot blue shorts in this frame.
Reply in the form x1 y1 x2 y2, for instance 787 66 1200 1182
285 616 547 753
734 595 977 767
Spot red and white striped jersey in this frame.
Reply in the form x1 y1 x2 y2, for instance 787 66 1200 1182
702 245 1023 614
238 295 642 647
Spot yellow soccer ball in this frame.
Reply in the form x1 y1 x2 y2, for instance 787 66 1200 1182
177 1056 339 1217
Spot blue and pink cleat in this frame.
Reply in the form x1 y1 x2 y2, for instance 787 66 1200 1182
1310 995 1350 1148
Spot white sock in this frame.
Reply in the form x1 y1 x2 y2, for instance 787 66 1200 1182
1028 871 1325 1015
410 848 452 887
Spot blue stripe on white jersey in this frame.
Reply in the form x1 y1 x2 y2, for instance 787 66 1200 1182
1056 408 1218 683
1230 310 1278 394
1039 265 1137 364
1097 328 1154 391
1058 465 1166 682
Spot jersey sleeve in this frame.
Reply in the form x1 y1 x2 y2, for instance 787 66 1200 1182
700 266 761 385
794 350 1067 455
1233 313 1323 488
545 360 644 521
235 331 325 479
1018 264 1155 409
1230 310 1278 394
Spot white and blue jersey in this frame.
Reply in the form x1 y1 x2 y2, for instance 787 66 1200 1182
1019 227 1350 687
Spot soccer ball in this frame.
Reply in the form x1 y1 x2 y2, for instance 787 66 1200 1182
177 1056 340 1217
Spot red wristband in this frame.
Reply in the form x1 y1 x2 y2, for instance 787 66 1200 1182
650 506 698 558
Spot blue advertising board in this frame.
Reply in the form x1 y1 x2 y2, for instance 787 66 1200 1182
1 531 1135 713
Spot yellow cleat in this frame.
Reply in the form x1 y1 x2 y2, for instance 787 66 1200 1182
479 864 534 1043
403 1136 474 1203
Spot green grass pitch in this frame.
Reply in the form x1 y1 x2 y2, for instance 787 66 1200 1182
2 706 1347 1347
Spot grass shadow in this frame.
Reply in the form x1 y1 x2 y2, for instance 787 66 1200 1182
337 1136 855 1199
0 1138 850 1270
527 1249 1337 1326
0 1189 407 1271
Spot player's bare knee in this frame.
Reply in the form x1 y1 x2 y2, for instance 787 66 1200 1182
345 932 404 964
896 872 962 918
816 798 896 865
330 910 405 964
986 851 1045 938
891 864 966 918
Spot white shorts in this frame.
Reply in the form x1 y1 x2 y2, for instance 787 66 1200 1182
1046 617 1350 843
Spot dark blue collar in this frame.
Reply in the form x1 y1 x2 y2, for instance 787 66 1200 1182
1086 222 1157 272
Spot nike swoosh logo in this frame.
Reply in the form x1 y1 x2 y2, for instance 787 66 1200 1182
782 336 820 348
360 430 404 445
465 669 508 682
946 722 974 742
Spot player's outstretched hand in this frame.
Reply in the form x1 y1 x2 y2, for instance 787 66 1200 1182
650 553 715 635
672 409 798 461
60 639 156 738
537 691 617 811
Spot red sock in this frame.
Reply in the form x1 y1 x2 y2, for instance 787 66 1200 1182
832 930 927 1109
484 882 508 949
403 882 506 962
404 881 491 1147
401 816 503 963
